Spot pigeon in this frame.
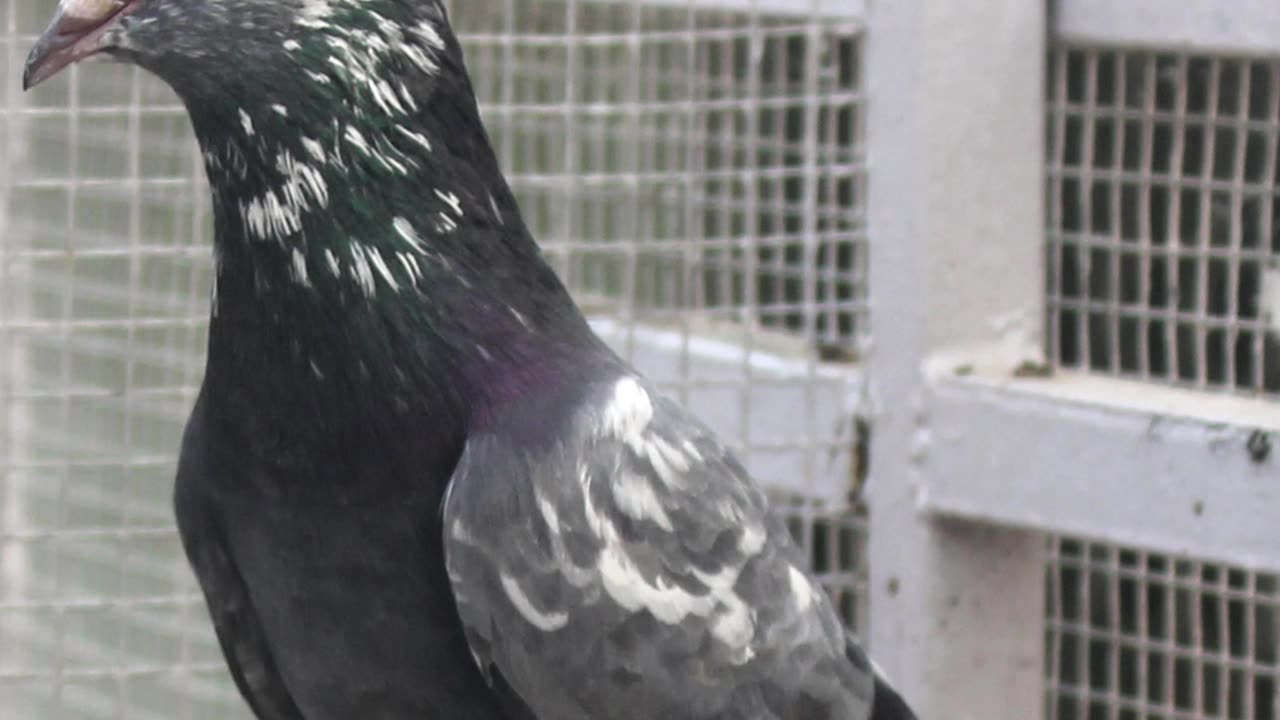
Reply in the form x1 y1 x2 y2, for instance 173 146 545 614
25 1 917 718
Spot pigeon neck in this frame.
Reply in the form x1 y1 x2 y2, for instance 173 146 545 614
190 66 524 279
181 7 611 432
199 253 608 450
192 96 607 431
175 3 534 307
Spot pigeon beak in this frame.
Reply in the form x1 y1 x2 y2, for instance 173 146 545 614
23 0 138 91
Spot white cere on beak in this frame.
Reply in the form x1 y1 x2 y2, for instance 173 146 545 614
58 0 127 27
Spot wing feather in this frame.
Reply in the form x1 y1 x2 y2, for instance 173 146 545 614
443 375 878 720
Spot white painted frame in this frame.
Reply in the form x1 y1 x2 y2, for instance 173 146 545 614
864 2 1280 719
863 1 1049 717
1054 0 1280 55
589 0 863 19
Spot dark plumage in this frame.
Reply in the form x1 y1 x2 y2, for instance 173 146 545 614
25 1 917 718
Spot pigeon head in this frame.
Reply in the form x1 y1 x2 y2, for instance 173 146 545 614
25 0 452 95
23 0 463 158
24 0 598 400
24 0 534 302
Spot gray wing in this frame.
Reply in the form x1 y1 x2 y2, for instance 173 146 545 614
174 401 303 720
442 375 875 720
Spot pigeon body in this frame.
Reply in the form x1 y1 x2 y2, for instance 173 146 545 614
25 1 917 718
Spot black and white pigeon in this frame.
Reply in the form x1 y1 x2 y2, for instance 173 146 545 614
25 1 917 718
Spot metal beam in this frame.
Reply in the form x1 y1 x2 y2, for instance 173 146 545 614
922 364 1280 571
1055 0 1280 55
584 0 864 20
864 0 1048 717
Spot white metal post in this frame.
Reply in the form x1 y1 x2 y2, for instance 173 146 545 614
865 1 1048 718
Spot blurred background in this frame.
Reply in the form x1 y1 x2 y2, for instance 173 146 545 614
0 0 1277 718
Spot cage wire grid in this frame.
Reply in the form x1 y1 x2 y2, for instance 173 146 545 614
1044 39 1280 720
1046 537 1280 720
1046 44 1280 398
0 0 866 717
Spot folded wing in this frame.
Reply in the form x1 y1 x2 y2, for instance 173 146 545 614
443 375 879 720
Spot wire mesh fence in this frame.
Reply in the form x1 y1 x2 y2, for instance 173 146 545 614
1046 44 1280 397
1045 37 1280 720
1047 537 1280 720
453 0 865 353
0 0 866 717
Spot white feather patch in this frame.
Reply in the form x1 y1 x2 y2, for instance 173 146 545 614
612 471 674 531
737 522 766 556
297 0 335 27
290 248 310 287
434 188 463 217
500 573 569 632
344 126 372 157
643 436 692 488
596 543 715 625
397 251 423 284
323 248 341 276
582 469 756 655
348 244 376 296
366 246 399 291
788 565 814 611
392 217 428 253
711 595 757 661
600 378 654 444
413 20 446 50
301 137 326 163
237 151 328 241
